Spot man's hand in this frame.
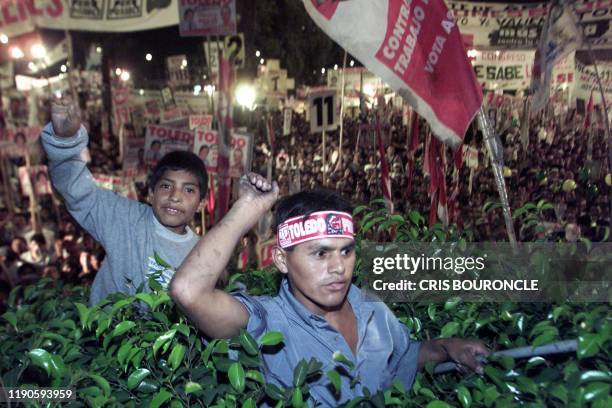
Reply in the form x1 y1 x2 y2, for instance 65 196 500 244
238 173 279 213
51 100 81 138
418 338 489 374
441 338 489 374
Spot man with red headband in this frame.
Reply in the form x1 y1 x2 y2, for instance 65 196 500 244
171 173 487 406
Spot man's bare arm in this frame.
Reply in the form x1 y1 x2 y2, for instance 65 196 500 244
418 338 489 374
170 173 279 339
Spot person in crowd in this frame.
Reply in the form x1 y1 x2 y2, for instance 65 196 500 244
170 174 488 405
40 100 209 305
20 233 54 269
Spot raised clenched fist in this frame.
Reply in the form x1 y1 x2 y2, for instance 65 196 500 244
238 172 279 213
51 100 81 138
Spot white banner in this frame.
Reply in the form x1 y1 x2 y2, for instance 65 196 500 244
448 1 612 50
2 0 179 38
167 55 191 87
471 50 535 91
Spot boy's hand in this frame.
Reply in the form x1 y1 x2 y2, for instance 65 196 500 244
442 338 489 374
238 173 279 213
51 100 81 138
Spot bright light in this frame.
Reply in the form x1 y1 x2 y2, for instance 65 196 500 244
255 50 261 57
60 64 67 73
495 50 500 57
28 62 38 72
334 64 338 70
139 89 144 96
120 70 130 81
321 67 326 75
181 59 187 67
54 90 62 99
115 67 122 76
10 46 24 59
0 34 8 44
349 60 355 67
467 49 478 58
259 58 265 65
145 53 152 61
363 83 376 97
31 44 46 59
96 46 102 53
193 84 202 95
204 84 215 96
235 83 256 110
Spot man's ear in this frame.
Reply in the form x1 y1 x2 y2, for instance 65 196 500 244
147 188 154 204
272 247 289 275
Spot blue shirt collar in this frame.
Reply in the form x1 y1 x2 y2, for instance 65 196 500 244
278 278 375 328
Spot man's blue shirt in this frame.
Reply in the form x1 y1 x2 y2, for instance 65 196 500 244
235 279 420 406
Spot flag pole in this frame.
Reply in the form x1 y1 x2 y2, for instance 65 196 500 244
584 40 612 227
477 107 518 248
338 51 347 171
322 128 327 186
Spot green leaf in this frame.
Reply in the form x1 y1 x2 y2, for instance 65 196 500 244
246 370 265 384
153 251 173 269
584 382 610 402
117 342 134 366
185 381 202 394
531 331 556 348
578 334 600 359
89 374 111 397
259 331 284 346
112 321 136 337
516 376 538 395
228 362 246 393
427 304 437 322
525 356 546 370
2 311 17 329
150 388 172 408
242 397 256 408
327 370 342 394
426 401 452 408
168 344 186 371
293 360 308 388
580 371 611 384
238 329 259 356
456 385 471 408
332 351 355 369
264 383 286 401
127 368 151 390
549 384 568 404
27 348 53 377
440 322 460 338
135 293 155 309
292 387 304 408
444 297 461 311
153 329 177 356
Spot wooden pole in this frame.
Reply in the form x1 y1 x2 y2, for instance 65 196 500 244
322 128 327 186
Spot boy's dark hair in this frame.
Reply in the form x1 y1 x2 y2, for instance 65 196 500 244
273 189 352 251
30 233 46 247
148 151 208 200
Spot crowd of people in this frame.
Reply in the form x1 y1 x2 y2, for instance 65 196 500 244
0 97 609 309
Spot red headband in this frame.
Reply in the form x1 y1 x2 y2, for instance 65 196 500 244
277 211 355 249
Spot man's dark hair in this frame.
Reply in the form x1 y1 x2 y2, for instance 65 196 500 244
31 233 46 247
148 151 208 200
273 189 352 250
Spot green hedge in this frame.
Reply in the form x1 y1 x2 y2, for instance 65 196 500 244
1 202 610 407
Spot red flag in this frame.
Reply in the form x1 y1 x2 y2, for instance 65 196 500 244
376 120 393 213
215 51 234 222
303 0 482 148
207 176 216 215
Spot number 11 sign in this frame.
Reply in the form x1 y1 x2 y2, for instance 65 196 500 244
308 89 338 134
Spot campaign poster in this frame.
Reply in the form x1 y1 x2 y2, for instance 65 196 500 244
121 123 146 170
179 0 237 37
470 50 534 91
144 125 194 167
0 127 42 159
18 165 52 197
193 129 253 177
